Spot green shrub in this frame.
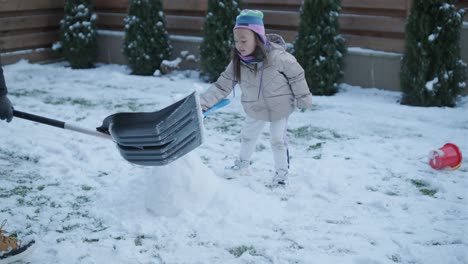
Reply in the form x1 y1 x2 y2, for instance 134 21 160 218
123 0 172 75
199 0 242 82
294 0 346 96
59 0 97 69
400 0 466 107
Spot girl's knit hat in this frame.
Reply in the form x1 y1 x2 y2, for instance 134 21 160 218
234 10 267 43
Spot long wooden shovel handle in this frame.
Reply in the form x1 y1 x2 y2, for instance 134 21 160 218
13 110 112 140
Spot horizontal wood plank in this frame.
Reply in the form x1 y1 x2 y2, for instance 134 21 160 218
0 32 59 51
97 13 204 33
166 15 204 32
0 0 63 12
339 14 406 34
342 0 408 11
262 11 406 35
263 10 299 28
95 0 208 12
266 29 297 43
0 49 61 64
96 13 125 29
94 0 129 10
247 0 408 11
0 13 62 31
245 0 301 6
268 30 404 53
163 0 207 12
344 34 405 53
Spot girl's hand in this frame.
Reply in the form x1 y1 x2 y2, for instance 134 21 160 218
296 94 312 110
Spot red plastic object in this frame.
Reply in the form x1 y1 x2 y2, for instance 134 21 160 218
429 143 462 170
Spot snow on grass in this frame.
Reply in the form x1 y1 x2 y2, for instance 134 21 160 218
0 61 467 263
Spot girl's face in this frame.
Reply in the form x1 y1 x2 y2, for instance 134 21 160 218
234 28 257 56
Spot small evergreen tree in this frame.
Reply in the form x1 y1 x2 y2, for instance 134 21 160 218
199 0 242 82
123 0 172 76
293 0 346 96
59 0 97 69
401 0 466 107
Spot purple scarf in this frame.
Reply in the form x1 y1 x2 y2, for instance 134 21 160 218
238 42 270 64
239 54 260 64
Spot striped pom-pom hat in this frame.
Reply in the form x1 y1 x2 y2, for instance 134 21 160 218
234 10 267 43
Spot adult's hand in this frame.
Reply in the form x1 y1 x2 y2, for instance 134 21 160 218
0 95 13 122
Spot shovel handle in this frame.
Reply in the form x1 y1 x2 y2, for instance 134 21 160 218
13 110 112 140
14 110 65 128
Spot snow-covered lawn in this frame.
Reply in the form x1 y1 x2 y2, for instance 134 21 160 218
1 61 467 264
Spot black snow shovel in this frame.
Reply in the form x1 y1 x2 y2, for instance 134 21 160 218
13 92 204 166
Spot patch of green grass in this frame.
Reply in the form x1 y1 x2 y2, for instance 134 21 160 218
81 185 92 191
390 254 402 263
289 126 342 140
220 112 243 120
420 189 437 197
0 208 12 214
76 195 90 203
200 156 210 163
0 186 33 198
289 126 313 139
411 179 428 188
71 196 90 209
411 179 436 197
307 142 323 151
75 116 87 122
9 89 48 97
215 124 236 133
83 238 100 243
256 144 266 151
50 201 62 208
0 149 39 164
134 235 145 246
44 97 95 107
97 171 109 177
228 245 257 258
113 100 140 111
57 224 81 233
206 112 243 134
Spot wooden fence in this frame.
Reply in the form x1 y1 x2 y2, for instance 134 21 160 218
0 0 64 64
95 0 410 53
1 0 468 64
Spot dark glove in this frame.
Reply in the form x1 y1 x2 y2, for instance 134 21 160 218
0 95 13 122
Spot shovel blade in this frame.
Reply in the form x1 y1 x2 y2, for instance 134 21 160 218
97 92 204 166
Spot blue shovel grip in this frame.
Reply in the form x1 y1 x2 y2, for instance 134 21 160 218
203 99 231 117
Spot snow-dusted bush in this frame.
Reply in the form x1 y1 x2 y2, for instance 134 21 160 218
401 0 466 107
293 0 346 96
123 0 172 76
59 0 97 69
199 0 242 82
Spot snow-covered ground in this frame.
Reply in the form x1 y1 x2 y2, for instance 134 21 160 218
1 61 467 264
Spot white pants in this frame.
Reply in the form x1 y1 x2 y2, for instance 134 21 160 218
239 116 289 172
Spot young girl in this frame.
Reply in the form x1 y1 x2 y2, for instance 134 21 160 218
200 9 312 186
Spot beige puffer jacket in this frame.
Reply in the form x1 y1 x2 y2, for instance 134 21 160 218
200 34 312 121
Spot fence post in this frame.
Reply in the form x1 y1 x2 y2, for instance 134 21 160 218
406 0 413 17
